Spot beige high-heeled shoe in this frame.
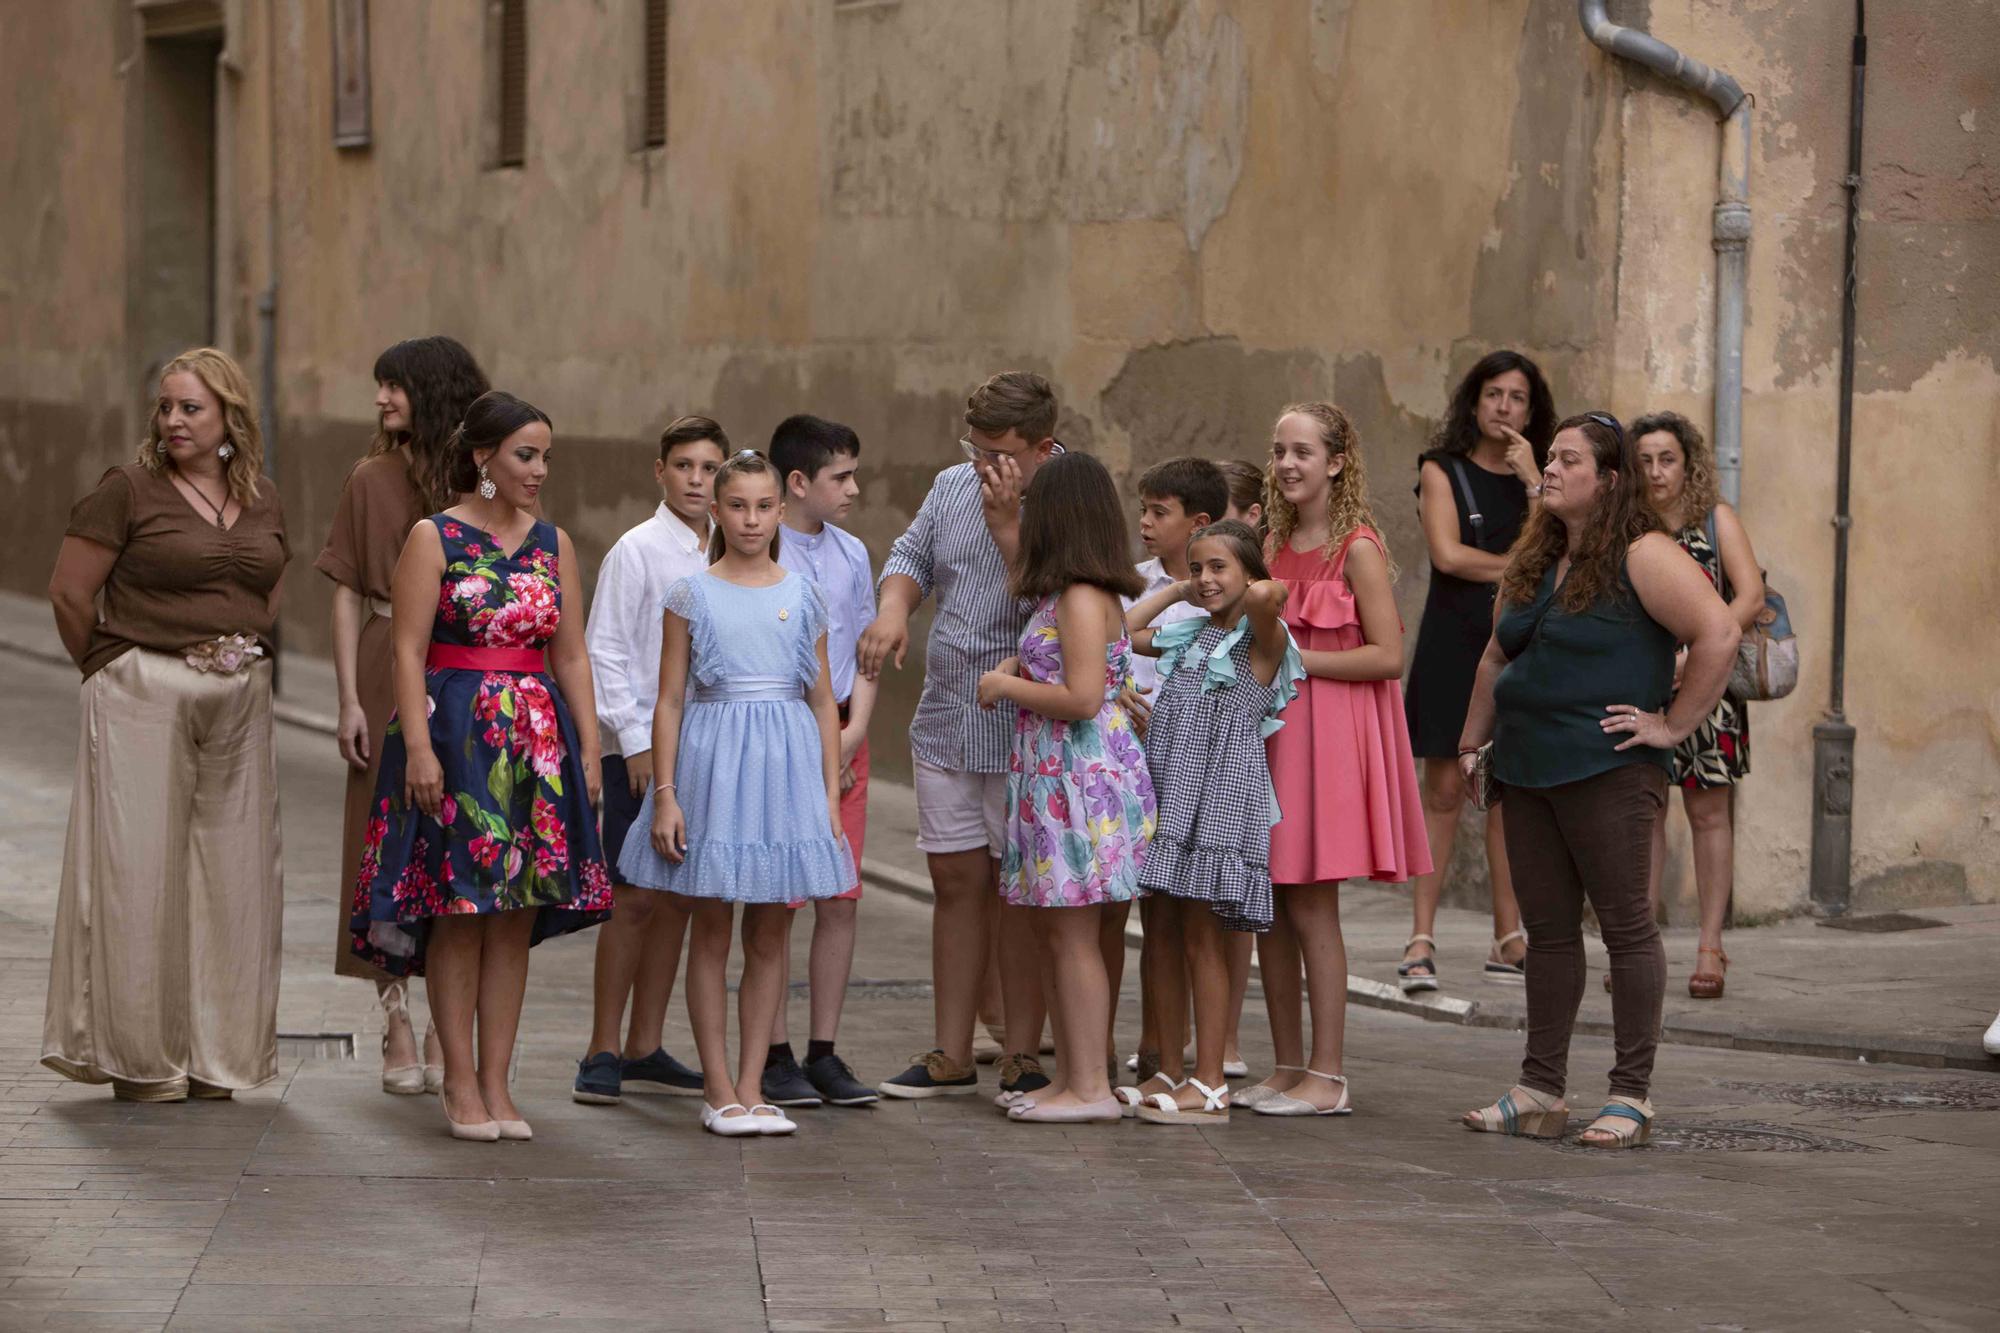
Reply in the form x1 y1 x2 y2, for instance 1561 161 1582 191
379 979 425 1096
422 1020 444 1095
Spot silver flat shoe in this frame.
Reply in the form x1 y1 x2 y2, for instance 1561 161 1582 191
1253 1069 1352 1117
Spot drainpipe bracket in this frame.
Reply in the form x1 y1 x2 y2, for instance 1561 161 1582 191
1713 200 1753 248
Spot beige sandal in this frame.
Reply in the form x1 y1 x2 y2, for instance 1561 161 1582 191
1577 1095 1653 1148
1461 1084 1569 1138
1232 1064 1303 1110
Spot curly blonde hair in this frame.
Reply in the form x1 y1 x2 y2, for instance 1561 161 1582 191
1263 402 1393 575
1630 410 1719 528
137 347 265 507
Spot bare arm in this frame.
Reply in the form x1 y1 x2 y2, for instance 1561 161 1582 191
1418 461 1510 582
1243 578 1291 686
48 537 118 670
1457 612 1509 757
839 669 877 773
1711 503 1766 632
1125 580 1191 657
1610 533 1741 750
549 528 601 808
859 573 922 678
389 521 447 816
982 586 1116 723
1297 538 1404 681
329 584 371 769
807 634 844 834
647 609 692 861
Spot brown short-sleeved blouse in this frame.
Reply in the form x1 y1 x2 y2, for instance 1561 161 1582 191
66 463 290 679
313 452 426 601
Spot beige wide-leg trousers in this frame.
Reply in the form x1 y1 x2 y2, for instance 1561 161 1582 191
41 649 284 1093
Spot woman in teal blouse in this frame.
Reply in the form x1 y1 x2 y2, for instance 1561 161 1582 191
1453 412 1738 1148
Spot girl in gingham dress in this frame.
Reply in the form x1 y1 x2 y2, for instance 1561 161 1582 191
1124 520 1303 1124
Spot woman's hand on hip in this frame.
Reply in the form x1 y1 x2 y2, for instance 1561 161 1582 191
1603 704 1676 752
404 749 445 820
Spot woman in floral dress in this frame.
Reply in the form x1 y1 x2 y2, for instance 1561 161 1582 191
979 453 1155 1124
352 391 613 1142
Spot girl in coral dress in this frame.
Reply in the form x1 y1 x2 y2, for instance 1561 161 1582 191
1236 403 1431 1118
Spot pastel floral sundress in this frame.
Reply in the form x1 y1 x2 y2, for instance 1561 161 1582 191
350 516 613 977
999 593 1157 908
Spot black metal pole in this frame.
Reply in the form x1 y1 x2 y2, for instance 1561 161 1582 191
1810 0 1864 916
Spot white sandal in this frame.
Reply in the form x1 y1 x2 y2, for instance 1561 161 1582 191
1137 1078 1230 1125
1232 1064 1303 1110
379 980 425 1096
1484 928 1528 984
1253 1069 1352 1117
1114 1074 1183 1118
1398 933 1440 993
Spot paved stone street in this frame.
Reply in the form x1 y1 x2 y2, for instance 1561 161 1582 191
3 649 1999 1331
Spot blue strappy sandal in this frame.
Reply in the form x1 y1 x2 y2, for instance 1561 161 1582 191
1578 1094 1654 1148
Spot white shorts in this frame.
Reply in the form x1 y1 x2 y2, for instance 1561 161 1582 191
913 760 1006 856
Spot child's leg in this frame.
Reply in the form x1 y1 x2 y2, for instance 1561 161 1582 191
999 900 1046 1058
1037 905 1114 1107
736 905 792 1107
1026 910 1068 1102
1254 910 1306 1094
683 898 737 1109
625 896 691 1059
1135 896 1163 1070
1100 900 1131 1075
1181 907 1232 1102
767 906 801 1048
587 886 657 1056
472 908 537 1124
1283 882 1350 1111
808 897 858 1044
1223 930 1252 1065
1143 898 1187 1082
927 848 997 1064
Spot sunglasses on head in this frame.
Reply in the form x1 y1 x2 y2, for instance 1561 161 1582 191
1582 411 1624 438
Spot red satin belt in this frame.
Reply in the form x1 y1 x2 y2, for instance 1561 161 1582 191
426 644 547 674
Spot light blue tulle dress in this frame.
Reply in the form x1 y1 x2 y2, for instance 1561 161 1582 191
616 570 851 903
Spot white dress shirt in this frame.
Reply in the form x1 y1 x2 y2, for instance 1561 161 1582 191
776 521 875 705
1125 556 1209 696
586 503 709 757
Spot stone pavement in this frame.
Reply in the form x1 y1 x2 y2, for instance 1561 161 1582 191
3 647 2000 1330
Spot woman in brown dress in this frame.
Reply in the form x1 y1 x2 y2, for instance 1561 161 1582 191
315 336 488 1093
43 347 289 1102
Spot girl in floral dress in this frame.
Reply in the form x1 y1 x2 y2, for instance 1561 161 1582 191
352 391 614 1143
978 452 1155 1125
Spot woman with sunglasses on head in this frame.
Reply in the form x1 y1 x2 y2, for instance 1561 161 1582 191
317 335 490 1095
1456 412 1737 1149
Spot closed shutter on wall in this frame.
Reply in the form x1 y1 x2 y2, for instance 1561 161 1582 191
496 0 527 167
643 0 668 149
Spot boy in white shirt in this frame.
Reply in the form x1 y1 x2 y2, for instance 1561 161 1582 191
758 415 880 1108
1122 458 1226 1098
573 417 728 1105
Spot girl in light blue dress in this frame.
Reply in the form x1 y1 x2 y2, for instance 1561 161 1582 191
618 451 850 1138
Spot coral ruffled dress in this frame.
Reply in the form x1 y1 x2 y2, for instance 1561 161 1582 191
1265 529 1433 886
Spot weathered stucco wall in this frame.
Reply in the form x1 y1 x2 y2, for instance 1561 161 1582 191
4 0 1992 914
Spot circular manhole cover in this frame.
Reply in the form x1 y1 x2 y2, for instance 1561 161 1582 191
1542 1120 1881 1153
1717 1079 2000 1113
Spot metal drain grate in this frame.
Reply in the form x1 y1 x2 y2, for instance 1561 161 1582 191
277 1032 356 1060
1816 911 1948 932
1718 1079 2000 1112
1544 1120 1881 1153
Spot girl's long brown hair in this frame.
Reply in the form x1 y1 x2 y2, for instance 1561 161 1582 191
1263 402 1392 575
1013 452 1145 601
1500 413 1661 612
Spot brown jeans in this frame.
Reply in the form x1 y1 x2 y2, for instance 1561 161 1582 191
1500 762 1667 1101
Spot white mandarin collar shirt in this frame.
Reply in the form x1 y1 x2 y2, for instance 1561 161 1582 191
586 503 710 757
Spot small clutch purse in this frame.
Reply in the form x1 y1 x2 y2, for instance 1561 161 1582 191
1466 743 1499 812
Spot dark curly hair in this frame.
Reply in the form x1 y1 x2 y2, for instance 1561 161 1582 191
1430 349 1557 468
1500 413 1661 613
370 335 491 510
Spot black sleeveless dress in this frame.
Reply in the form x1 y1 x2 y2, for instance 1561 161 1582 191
1404 451 1531 758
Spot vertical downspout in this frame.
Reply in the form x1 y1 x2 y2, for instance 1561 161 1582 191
1577 1 1750 504
259 2 282 691
1810 2 1866 917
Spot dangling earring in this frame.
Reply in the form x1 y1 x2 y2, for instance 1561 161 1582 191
218 442 236 462
477 464 497 501
154 438 167 457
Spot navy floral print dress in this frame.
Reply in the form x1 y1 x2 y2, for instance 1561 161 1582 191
350 516 613 977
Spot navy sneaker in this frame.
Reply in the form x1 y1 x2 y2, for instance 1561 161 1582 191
992 1053 1050 1108
621 1047 703 1097
761 1052 824 1108
879 1049 979 1100
804 1052 879 1107
572 1051 622 1105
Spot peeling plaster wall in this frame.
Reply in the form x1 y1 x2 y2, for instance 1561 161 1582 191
5 1 1992 913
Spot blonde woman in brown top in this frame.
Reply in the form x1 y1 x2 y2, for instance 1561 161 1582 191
43 347 289 1102
315 336 489 1094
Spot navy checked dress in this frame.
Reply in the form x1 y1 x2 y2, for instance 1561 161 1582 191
1136 617 1303 932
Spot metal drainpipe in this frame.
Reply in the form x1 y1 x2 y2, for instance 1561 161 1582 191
1577 0 1750 505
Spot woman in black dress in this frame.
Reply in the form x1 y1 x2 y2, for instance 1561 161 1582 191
1399 351 1555 992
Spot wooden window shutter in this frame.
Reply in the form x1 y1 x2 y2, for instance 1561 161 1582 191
497 0 528 167
643 0 668 149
